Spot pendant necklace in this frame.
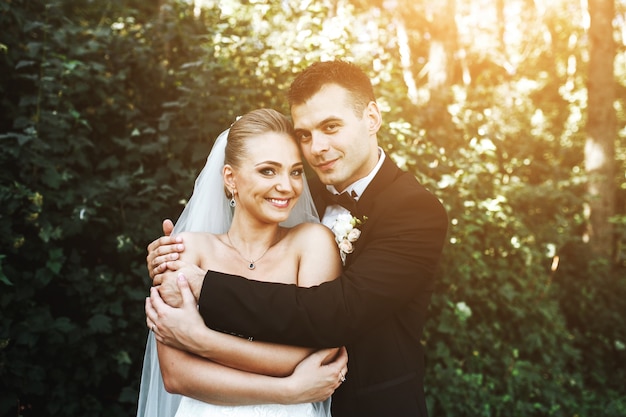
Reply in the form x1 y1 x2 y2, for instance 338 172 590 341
226 231 276 270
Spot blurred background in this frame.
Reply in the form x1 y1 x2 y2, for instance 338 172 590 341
1 0 625 415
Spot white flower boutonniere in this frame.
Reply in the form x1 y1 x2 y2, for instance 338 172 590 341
331 213 367 265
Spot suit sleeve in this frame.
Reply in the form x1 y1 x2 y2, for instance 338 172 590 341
198 176 448 348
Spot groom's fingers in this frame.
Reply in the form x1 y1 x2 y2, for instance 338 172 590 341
164 260 183 271
147 239 179 263
148 246 184 280
152 259 182 286
152 252 181 270
162 219 174 236
147 233 182 254
146 236 184 279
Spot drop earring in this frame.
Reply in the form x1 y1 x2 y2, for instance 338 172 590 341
229 190 236 208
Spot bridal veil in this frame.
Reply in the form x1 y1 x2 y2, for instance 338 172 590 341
136 128 319 416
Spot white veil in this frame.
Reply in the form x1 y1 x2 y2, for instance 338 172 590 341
136 128 319 417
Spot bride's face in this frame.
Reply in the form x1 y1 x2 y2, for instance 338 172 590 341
229 132 304 224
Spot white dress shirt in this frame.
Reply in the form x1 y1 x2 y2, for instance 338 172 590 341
321 148 385 229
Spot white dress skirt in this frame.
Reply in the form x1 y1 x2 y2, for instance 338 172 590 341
137 332 332 417
174 396 331 417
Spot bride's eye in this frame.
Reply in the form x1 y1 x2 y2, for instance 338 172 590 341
291 168 304 177
259 168 276 176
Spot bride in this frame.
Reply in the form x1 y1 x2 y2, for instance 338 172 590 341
137 109 347 417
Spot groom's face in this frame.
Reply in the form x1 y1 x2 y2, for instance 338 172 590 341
292 83 380 192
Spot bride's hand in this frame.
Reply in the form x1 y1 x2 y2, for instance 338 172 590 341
146 273 207 353
283 346 348 404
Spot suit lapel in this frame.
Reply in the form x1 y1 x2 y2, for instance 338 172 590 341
308 155 404 267
344 156 403 265
355 155 402 216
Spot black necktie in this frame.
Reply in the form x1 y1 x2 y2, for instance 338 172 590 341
325 190 358 213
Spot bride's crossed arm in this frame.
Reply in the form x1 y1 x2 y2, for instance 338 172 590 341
146 224 345 405
150 278 347 405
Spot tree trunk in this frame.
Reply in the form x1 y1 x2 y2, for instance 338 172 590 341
585 0 616 259
426 0 457 107
395 16 419 105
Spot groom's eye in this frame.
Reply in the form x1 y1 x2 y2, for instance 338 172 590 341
323 122 340 133
295 130 311 143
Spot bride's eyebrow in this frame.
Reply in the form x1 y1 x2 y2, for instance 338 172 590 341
255 161 281 167
254 161 304 169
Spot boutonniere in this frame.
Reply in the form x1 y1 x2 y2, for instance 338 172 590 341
331 213 367 265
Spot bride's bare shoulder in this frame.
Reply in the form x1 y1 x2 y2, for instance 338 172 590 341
175 231 219 244
286 222 335 245
287 223 342 286
175 231 221 259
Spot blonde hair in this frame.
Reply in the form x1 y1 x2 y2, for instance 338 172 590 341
223 109 295 198
225 109 295 169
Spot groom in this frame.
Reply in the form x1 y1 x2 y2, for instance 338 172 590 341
148 60 448 416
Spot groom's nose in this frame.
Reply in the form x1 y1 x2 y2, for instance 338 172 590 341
309 131 330 155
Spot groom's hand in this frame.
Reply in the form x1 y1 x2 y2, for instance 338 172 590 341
146 219 185 280
156 261 206 306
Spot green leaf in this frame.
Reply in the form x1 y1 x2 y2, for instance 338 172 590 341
0 254 12 286
54 317 75 333
15 60 37 69
87 314 112 334
46 248 65 274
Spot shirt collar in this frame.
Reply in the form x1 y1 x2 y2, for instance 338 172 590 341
326 147 385 201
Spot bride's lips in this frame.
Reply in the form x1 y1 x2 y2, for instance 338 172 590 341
267 198 290 208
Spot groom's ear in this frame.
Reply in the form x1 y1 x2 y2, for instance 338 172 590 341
366 101 382 134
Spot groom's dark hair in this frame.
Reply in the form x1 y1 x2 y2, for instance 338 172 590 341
287 60 376 117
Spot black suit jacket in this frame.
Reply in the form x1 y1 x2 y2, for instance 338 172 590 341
198 156 448 417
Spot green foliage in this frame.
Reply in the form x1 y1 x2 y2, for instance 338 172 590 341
423 114 585 415
552 244 626 417
0 0 207 415
1 0 625 416
0 1 354 415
